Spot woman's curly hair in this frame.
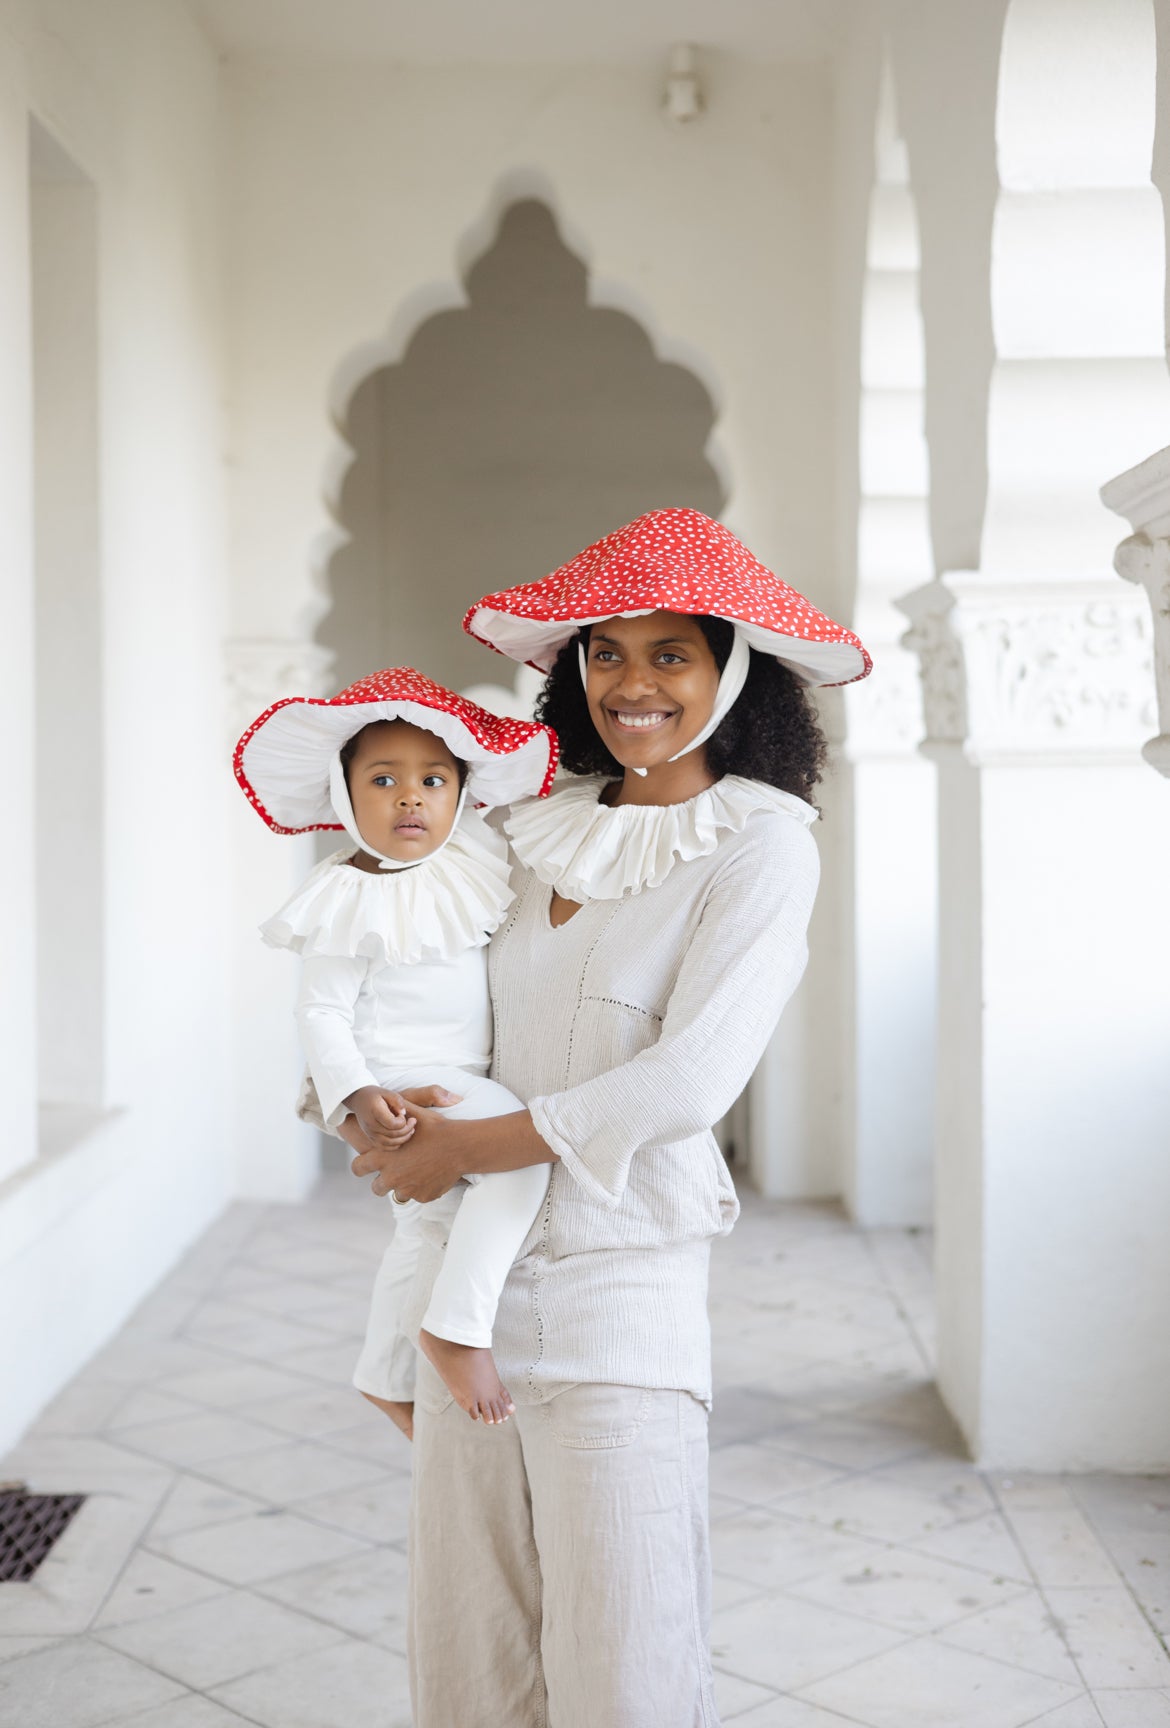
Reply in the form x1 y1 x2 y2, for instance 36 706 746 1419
535 616 828 804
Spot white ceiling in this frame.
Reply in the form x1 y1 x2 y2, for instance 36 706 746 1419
190 0 856 67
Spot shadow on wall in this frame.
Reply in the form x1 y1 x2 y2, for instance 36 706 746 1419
318 198 726 693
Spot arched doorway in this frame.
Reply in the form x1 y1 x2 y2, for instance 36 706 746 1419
317 198 725 697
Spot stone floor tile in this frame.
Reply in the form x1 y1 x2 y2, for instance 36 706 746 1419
728 1700 871 1727
114 1412 285 1470
147 1476 270 1540
937 1588 1084 1685
155 1363 313 1412
1093 1692 1170 1727
1045 1588 1170 1689
0 1636 184 1727
845 1382 965 1452
294 1476 411 1545
116 1696 261 1727
711 1505 888 1593
93 1551 225 1629
323 1419 415 1470
182 1305 346 1364
1023 1701 1105 1727
257 1544 408 1645
907 1510 1032 1584
709 1442 844 1507
789 1548 1026 1635
148 1506 372 1586
798 1636 1082 1727
778 1467 985 1547
32 1378 130 1436
243 1241 366 1284
1002 1496 1126 1590
237 1384 371 1441
0 1634 58 1663
96 1587 344 1689
767 1415 929 1473
710 1386 817 1448
713 1666 781 1720
107 1388 209 1432
195 1436 389 1503
710 1591 906 1692
712 1571 767 1613
210 1633 411 1728
273 1340 357 1385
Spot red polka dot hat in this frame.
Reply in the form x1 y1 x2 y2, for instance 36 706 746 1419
234 666 558 835
464 507 871 686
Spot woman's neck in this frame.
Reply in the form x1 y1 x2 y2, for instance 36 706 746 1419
607 755 719 808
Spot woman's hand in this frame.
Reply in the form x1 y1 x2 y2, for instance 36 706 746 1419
340 1083 462 1154
350 1104 465 1203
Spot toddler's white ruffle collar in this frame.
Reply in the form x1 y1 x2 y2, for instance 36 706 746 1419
503 774 817 904
261 807 514 965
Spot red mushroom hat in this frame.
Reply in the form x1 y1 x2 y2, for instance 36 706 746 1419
464 507 871 687
234 666 558 835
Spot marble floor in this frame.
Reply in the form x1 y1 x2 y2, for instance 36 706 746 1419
1 1175 1168 1728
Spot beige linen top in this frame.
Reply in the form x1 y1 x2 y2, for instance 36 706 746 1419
406 788 821 1407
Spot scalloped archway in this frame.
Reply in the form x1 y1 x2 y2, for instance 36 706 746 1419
315 197 726 698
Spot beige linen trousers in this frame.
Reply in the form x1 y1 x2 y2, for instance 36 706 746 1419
409 1359 720 1727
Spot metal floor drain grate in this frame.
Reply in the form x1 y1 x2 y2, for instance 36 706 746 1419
0 1486 86 1582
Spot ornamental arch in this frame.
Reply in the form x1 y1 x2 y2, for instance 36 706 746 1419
315 197 726 700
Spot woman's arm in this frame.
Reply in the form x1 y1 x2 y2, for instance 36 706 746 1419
345 1105 555 1200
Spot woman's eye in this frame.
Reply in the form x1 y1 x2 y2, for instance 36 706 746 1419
658 653 685 666
592 649 619 662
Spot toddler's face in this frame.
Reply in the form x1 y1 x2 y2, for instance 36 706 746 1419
345 719 462 866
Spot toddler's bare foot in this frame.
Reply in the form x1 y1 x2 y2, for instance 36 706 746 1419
419 1329 515 1424
360 1390 414 1441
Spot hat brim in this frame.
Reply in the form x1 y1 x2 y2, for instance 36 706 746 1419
465 606 872 687
236 696 556 834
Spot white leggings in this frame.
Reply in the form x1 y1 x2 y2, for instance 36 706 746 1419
352 1067 550 1403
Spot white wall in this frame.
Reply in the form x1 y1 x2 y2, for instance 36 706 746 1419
0 0 233 1453
221 53 843 1197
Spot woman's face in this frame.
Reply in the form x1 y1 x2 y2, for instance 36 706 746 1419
346 719 462 863
582 610 721 774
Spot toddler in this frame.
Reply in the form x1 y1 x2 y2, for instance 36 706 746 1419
234 667 558 1425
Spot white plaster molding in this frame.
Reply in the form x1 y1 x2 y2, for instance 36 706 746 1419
843 642 924 761
224 638 335 740
898 571 1155 765
1101 447 1170 777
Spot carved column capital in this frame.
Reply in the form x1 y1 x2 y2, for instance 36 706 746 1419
1101 448 1170 777
897 572 1155 767
224 639 335 740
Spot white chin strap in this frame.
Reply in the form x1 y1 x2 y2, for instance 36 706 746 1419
329 754 468 871
578 626 751 777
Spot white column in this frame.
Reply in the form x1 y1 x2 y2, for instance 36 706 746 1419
0 71 36 1184
1101 446 1170 776
226 638 334 1200
899 0 1170 1469
843 56 937 1226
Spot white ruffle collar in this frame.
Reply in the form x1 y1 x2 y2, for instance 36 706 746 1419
503 774 817 903
261 807 514 965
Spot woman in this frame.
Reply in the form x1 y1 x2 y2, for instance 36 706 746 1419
341 508 870 1727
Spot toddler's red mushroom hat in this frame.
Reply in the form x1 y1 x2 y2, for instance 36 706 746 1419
234 666 558 836
463 506 871 687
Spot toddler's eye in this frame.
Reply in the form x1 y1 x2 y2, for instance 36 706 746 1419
423 774 446 788
373 774 396 787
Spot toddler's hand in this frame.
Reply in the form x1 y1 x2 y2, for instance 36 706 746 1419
345 1085 416 1150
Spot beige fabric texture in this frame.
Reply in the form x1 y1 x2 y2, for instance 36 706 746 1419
409 1358 718 1728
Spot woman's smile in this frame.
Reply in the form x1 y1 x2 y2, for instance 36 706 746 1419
604 706 678 734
